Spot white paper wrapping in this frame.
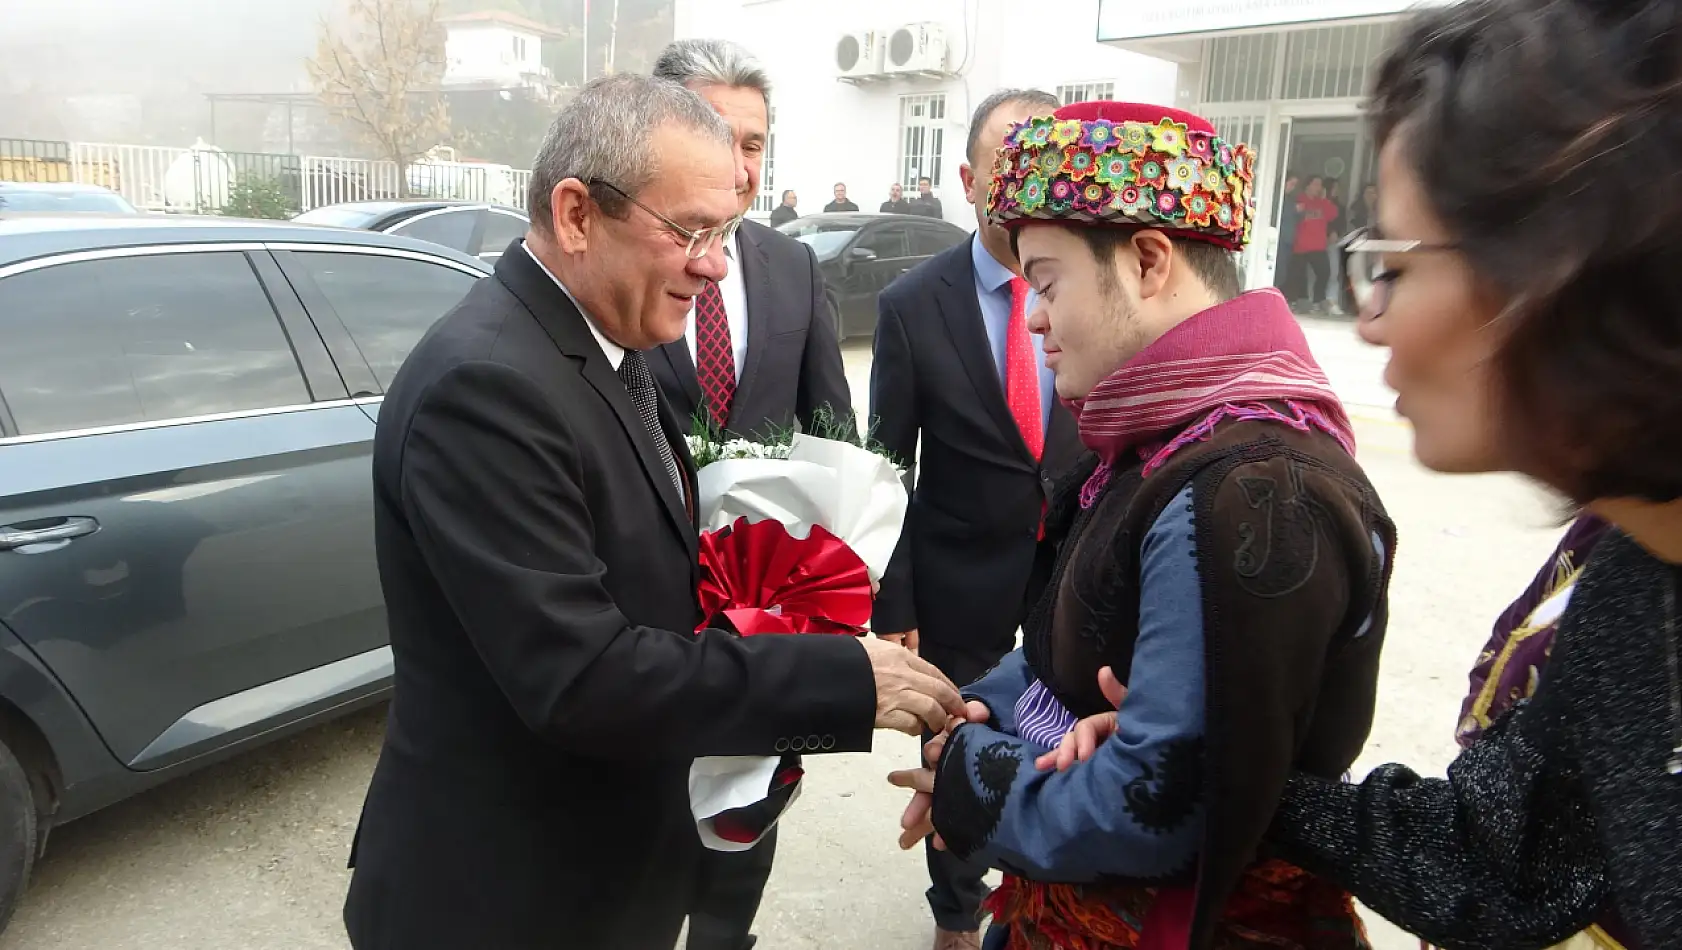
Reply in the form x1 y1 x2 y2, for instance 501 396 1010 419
688 435 907 849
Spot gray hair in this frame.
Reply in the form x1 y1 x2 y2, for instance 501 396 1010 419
652 38 772 107
966 88 1060 166
526 74 732 232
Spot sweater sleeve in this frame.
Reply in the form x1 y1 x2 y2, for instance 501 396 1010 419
929 487 1206 882
1269 698 1609 949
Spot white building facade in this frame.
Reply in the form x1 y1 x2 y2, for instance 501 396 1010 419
441 11 560 93
673 0 1176 225
1096 0 1455 288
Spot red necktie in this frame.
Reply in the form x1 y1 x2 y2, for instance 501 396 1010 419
1006 277 1044 460
1007 277 1047 541
694 280 735 429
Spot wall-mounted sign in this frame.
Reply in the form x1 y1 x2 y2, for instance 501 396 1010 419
1097 0 1455 41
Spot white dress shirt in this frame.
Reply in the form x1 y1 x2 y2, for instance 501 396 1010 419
683 232 749 379
522 242 624 370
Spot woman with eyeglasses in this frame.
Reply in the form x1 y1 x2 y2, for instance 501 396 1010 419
1261 0 1682 946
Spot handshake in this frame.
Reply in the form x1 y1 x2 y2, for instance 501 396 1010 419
883 665 1130 852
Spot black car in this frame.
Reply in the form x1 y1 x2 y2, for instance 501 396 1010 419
777 212 969 340
0 212 490 931
292 200 530 265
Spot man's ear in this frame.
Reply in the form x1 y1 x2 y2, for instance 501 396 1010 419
957 163 976 202
551 179 593 255
1131 229 1175 301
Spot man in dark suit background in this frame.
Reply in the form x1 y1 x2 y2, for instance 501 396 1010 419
342 74 964 950
651 40 852 446
869 88 1082 950
648 39 857 949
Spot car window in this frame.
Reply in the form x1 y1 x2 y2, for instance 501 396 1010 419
909 224 962 256
855 223 909 259
295 251 478 389
0 251 309 435
389 209 479 252
792 229 858 260
478 210 529 258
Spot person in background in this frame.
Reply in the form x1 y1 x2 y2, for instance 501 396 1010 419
648 37 856 950
769 189 798 227
1291 175 1338 313
910 176 943 218
1258 0 1682 943
1271 173 1302 298
1324 178 1345 315
882 182 914 214
870 86 1082 950
824 182 859 212
1346 182 1378 232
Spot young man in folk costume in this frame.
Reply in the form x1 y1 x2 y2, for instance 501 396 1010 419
891 101 1397 950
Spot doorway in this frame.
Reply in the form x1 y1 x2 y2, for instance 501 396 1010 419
1269 115 1370 316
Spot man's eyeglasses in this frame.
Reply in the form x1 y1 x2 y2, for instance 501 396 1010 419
1340 227 1458 318
588 179 742 260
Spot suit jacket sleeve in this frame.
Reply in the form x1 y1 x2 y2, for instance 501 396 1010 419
794 242 855 438
397 359 877 761
870 291 919 634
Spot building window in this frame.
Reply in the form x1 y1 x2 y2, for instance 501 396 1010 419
512 35 529 61
752 106 778 214
1057 82 1115 106
898 93 946 189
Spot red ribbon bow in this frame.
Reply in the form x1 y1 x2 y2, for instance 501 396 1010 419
695 517 873 636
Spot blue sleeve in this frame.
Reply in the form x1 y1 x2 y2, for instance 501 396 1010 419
959 649 1035 736
930 486 1206 882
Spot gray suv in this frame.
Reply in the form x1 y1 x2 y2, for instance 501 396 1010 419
0 212 489 930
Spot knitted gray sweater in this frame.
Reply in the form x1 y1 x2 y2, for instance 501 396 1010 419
1269 531 1682 949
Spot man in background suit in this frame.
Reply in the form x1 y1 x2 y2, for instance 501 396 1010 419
652 40 853 445
343 74 963 950
869 88 1082 950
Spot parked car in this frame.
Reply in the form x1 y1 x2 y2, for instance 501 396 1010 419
0 183 138 215
0 212 490 931
776 212 969 340
292 200 529 265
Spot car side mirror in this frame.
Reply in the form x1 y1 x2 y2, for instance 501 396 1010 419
847 247 877 262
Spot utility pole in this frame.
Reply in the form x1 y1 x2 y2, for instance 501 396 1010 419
581 0 590 86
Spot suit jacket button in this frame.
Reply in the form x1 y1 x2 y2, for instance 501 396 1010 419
791 736 806 752
820 735 836 751
774 738 790 753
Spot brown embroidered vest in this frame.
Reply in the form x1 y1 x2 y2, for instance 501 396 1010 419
1021 417 1397 950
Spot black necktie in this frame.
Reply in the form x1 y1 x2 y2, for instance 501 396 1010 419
617 350 685 503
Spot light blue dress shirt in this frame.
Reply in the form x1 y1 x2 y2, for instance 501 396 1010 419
970 235 1057 433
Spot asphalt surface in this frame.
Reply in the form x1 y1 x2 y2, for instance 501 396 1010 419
0 327 1564 950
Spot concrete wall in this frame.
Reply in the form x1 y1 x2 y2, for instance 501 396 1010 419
676 0 1175 227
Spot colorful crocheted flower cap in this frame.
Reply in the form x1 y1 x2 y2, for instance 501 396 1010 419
985 100 1257 251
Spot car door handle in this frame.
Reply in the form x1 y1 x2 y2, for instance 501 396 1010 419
0 516 100 550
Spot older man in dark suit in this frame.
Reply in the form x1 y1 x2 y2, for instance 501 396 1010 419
342 74 964 950
650 40 853 445
870 88 1083 950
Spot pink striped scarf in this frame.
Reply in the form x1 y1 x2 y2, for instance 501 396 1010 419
1068 288 1355 505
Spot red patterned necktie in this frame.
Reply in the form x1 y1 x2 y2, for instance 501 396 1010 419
694 280 735 428
1006 277 1044 460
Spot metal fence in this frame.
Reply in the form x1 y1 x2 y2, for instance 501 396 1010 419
3 137 532 216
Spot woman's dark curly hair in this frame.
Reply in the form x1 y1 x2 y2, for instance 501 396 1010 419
1372 0 1682 503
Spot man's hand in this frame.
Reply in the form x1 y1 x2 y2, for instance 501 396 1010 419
860 635 964 735
875 628 920 656
1034 666 1128 772
887 729 949 850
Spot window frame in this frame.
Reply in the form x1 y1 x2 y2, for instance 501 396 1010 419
382 206 487 256
1057 81 1117 106
897 93 947 190
476 207 531 261
0 243 340 442
854 220 912 260
268 243 488 397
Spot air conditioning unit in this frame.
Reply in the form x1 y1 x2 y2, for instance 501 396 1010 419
884 22 949 74
835 31 885 79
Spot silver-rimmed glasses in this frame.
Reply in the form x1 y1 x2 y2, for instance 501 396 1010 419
1341 227 1458 318
588 179 742 260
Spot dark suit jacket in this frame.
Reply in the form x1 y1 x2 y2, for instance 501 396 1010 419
343 246 876 950
869 237 1083 656
652 218 852 440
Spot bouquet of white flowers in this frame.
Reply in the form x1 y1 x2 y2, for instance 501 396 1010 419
684 409 907 850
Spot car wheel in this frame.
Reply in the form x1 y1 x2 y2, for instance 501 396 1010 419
0 739 36 932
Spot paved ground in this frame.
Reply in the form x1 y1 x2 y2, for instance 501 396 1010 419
0 322 1564 949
